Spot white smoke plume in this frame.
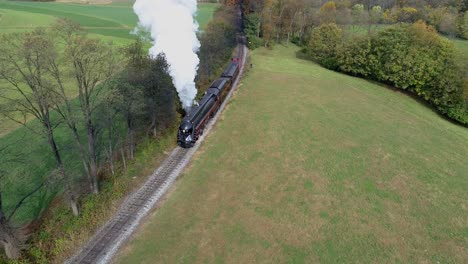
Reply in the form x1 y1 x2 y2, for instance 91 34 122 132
133 0 200 110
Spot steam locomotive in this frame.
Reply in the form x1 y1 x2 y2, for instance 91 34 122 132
177 58 241 148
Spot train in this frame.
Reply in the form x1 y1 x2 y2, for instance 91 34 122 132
177 57 241 148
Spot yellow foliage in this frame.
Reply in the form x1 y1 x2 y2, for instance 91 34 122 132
320 1 337 13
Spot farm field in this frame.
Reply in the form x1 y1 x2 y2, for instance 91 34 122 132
0 1 218 38
0 1 220 224
117 46 468 263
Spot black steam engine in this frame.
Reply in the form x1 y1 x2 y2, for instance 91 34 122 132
177 58 241 148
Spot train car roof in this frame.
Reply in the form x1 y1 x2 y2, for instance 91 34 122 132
221 61 239 78
210 78 229 90
206 88 220 96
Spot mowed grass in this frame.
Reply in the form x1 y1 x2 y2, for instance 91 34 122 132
117 46 468 263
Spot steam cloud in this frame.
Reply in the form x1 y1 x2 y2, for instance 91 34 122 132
133 0 200 110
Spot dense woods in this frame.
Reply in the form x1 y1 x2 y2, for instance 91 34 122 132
197 5 238 88
242 0 468 46
242 0 468 125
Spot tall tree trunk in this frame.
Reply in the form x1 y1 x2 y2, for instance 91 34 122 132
68 124 94 192
108 133 115 176
46 123 80 216
86 123 99 195
0 193 21 260
149 110 157 138
121 148 127 170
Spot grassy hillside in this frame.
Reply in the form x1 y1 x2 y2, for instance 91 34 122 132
117 46 468 263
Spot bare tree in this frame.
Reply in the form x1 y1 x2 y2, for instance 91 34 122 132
0 29 79 216
0 141 50 259
52 20 120 194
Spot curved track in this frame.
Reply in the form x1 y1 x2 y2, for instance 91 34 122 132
66 42 247 264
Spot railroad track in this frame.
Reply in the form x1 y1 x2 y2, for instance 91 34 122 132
66 42 247 264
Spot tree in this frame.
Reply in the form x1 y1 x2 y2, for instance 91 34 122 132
198 6 237 79
143 55 176 138
439 10 458 36
53 19 120 194
460 11 468 39
338 35 376 76
0 29 79 216
395 7 421 23
244 13 263 48
319 1 338 24
307 23 343 69
0 144 23 260
352 4 367 25
370 5 383 24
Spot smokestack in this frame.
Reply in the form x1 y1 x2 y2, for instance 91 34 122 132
133 0 200 110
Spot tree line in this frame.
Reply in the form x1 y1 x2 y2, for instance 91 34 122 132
242 0 468 49
241 0 468 125
307 22 467 124
0 3 240 261
0 19 177 260
197 4 239 89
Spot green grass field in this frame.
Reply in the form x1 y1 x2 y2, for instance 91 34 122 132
0 1 218 38
117 46 468 263
0 1 220 224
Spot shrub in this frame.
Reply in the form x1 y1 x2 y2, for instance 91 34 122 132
307 23 342 70
396 7 422 23
338 36 376 77
309 21 466 124
446 104 468 125
459 11 468 39
244 13 262 49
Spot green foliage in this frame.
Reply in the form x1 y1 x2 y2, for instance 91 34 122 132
446 104 468 125
370 6 383 24
338 36 376 77
198 5 238 83
307 23 342 70
244 13 262 49
460 11 468 39
308 21 467 125
351 4 366 25
395 7 421 23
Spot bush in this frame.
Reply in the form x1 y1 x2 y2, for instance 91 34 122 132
459 11 468 39
307 23 342 70
446 104 468 125
308 21 466 125
244 13 262 49
338 36 375 77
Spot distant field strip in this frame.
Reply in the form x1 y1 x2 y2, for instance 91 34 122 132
0 1 219 38
117 46 468 263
